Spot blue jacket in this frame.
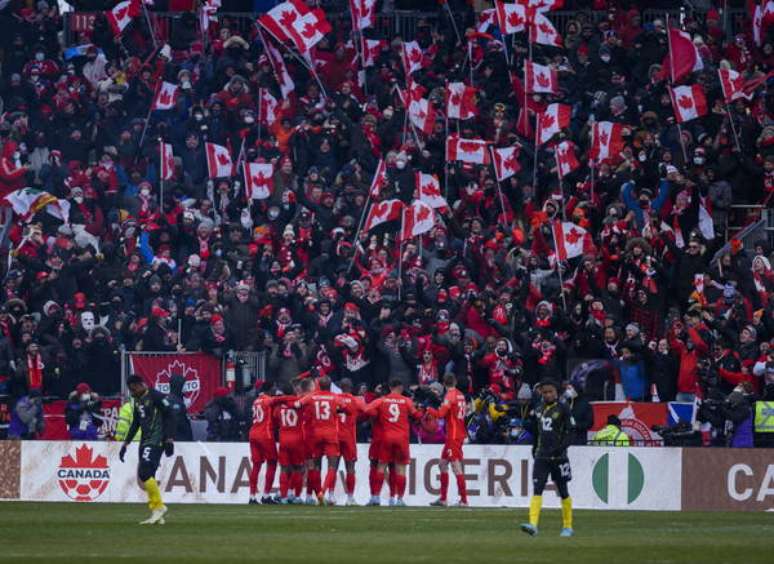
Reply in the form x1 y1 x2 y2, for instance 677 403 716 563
621 179 671 229
616 359 647 401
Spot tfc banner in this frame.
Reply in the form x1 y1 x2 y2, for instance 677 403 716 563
127 354 221 414
589 402 668 445
18 442 681 510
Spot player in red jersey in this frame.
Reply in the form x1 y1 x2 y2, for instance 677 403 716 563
275 382 306 504
427 374 469 507
363 378 423 506
248 383 284 504
296 375 341 505
296 378 317 505
336 378 365 505
366 383 393 506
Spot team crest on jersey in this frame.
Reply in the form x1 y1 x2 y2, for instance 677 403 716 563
57 444 110 502
154 359 201 408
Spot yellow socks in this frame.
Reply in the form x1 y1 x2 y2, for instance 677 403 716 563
528 495 543 527
561 497 573 530
144 478 163 511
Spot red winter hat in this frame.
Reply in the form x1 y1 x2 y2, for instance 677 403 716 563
75 382 91 395
151 305 170 318
449 286 461 300
344 302 359 312
437 289 448 303
210 314 224 325
213 386 229 398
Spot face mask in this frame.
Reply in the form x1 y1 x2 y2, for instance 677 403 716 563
140 189 150 197
80 393 91 402
194 113 204 121
693 157 704 165
396 160 406 170
74 196 84 204
600 55 611 63
244 116 255 124
182 80 191 89
215 249 222 257
638 152 647 162
35 52 45 61
564 387 578 400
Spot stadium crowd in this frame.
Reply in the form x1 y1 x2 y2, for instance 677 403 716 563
0 0 772 447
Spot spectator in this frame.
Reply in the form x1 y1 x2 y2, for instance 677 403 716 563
64 382 102 440
592 415 631 446
168 374 193 441
203 387 242 442
8 388 44 439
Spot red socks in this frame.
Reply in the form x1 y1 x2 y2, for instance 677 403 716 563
395 474 407 498
439 472 449 502
345 472 356 496
456 474 467 503
292 471 303 497
249 461 262 496
373 471 385 495
388 470 397 497
369 467 378 496
279 472 289 499
263 462 277 495
323 468 337 494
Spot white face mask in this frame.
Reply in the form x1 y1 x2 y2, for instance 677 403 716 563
80 393 91 402
36 52 45 61
396 160 406 170
81 312 95 331
244 116 255 124
73 196 84 204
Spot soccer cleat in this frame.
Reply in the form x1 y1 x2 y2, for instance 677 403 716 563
365 497 380 506
324 495 336 506
304 496 316 505
279 498 290 505
429 499 447 507
455 501 468 508
560 528 574 538
248 498 259 505
345 497 358 506
290 497 305 505
388 498 397 507
394 499 406 507
520 523 538 536
261 496 278 505
140 505 168 525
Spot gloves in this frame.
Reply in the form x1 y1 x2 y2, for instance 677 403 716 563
164 441 174 457
119 444 127 463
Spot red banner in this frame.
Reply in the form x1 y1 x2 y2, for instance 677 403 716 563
41 399 121 440
128 353 220 414
590 401 668 445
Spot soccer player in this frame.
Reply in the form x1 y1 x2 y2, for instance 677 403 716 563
520 380 575 538
366 383 387 506
248 382 283 504
337 378 365 506
427 374 469 507
276 382 306 504
119 375 176 525
364 378 422 506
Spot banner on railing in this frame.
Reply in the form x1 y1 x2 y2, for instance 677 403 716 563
41 399 121 441
589 401 668 445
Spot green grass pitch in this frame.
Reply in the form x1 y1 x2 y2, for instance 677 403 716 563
0 503 772 563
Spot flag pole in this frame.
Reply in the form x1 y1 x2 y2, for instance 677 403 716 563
468 40 474 86
725 104 743 152
489 147 509 230
532 119 539 199
398 206 405 302
159 137 164 208
665 14 688 164
443 2 463 46
257 88 263 144
444 115 450 199
550 220 568 311
142 3 158 51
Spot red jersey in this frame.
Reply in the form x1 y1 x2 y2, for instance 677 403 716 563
365 392 421 443
298 390 341 441
337 393 365 444
275 398 303 443
250 395 282 440
429 388 467 443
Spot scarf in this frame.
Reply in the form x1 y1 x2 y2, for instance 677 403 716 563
27 353 44 389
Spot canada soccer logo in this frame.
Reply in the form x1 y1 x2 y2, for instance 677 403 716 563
154 359 200 408
57 444 110 502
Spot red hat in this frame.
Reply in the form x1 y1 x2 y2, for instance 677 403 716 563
151 305 170 318
73 292 87 309
36 271 49 282
75 382 91 395
344 302 359 312
213 386 229 398
448 286 461 300
437 289 448 303
210 314 224 325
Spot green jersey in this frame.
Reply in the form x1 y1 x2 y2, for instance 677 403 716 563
533 401 574 460
125 389 175 448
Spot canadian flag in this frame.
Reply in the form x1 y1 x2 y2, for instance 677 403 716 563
152 81 179 111
361 38 386 67
525 61 558 94
446 82 478 120
402 200 435 240
369 159 388 198
495 1 527 34
160 142 175 181
107 0 141 36
446 136 489 165
670 84 708 124
522 0 564 9
416 173 448 209
491 145 521 182
401 40 426 76
719 68 752 103
553 220 594 261
478 9 496 33
555 140 580 178
409 97 436 135
590 121 625 162
349 0 376 31
661 28 704 83
752 0 774 46
244 162 274 200
258 0 331 54
530 12 562 47
537 103 571 145
365 199 404 232
258 88 279 126
263 33 295 98
205 142 233 179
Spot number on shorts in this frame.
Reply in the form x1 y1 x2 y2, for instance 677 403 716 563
253 404 265 423
142 447 151 462
281 408 297 427
559 462 571 479
541 416 553 431
315 400 332 421
387 403 401 423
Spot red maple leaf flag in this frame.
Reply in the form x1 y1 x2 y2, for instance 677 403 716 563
491 145 521 182
477 9 496 33
106 0 141 35
365 199 404 232
349 0 376 31
752 1 774 46
361 38 386 67
661 28 704 83
537 103 571 145
261 31 295 98
244 162 274 200
718 68 752 103
152 81 180 111
670 84 708 124
401 40 426 76
555 140 580 178
258 88 279 126
258 0 331 54
415 172 448 209
495 1 527 34
408 96 436 135
446 82 478 120
552 220 594 261
205 142 233 179
530 12 562 47
525 60 558 94
590 121 625 162
160 142 175 181
446 135 489 165
401 200 435 240
369 159 388 198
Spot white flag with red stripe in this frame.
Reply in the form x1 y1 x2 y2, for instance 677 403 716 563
349 0 376 31
553 220 594 261
369 159 388 198
525 61 558 94
446 82 478 120
152 81 179 111
590 121 625 162
361 38 386 67
106 0 141 35
416 173 447 209
401 41 426 76
718 68 752 103
205 142 233 179
495 1 527 34
160 142 175 181
244 162 274 200
258 89 279 126
258 0 331 54
699 196 715 241
491 145 521 182
408 97 436 135
555 140 580 178
402 200 435 240
365 199 404 232
537 103 571 145
262 33 295 98
752 0 774 46
478 9 496 32
446 136 489 165
530 12 562 47
670 85 708 124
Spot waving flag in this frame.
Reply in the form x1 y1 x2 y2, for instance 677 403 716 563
416 173 448 209
537 103 571 145
349 0 376 31
662 28 704 83
401 40 426 76
258 88 279 126
365 199 404 232
495 1 527 34
258 0 331 54
361 38 386 67
152 82 179 111
555 140 580 178
446 82 478 120
530 12 562 47
553 220 594 261
261 31 295 98
4 188 70 222
107 0 141 35
446 136 489 165
590 122 625 162
752 0 774 46
719 68 752 103
525 61 558 94
160 142 175 181
478 9 496 33
244 162 274 200
205 143 233 179
491 145 521 182
402 200 435 240
408 96 436 135
369 159 388 198
670 84 708 123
